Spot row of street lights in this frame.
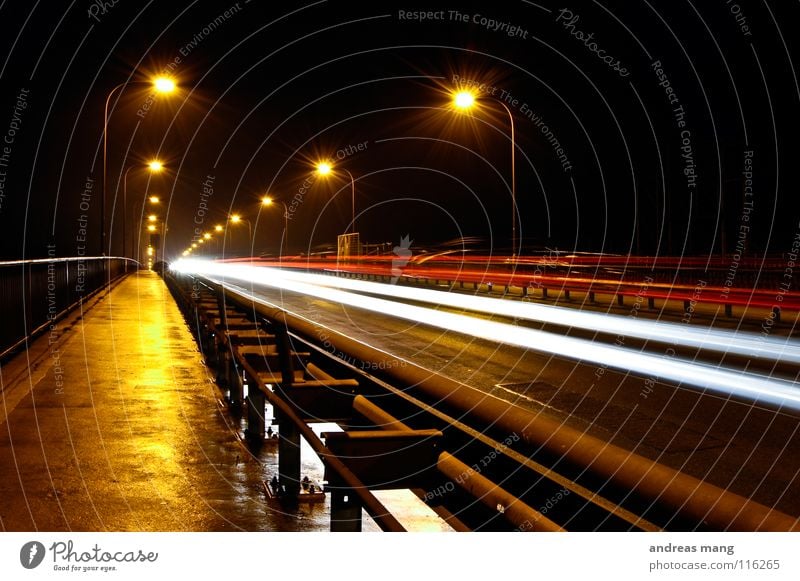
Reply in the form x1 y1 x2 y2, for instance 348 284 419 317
180 162 351 259
122 160 164 258
107 74 517 261
180 86 514 260
181 196 286 258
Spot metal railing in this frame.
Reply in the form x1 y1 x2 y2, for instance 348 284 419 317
0 257 138 359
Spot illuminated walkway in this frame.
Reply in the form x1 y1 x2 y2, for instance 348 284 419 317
0 271 325 531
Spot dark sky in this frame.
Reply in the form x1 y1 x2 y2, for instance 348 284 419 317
0 0 798 260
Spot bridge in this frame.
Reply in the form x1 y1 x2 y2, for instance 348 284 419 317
2 254 798 533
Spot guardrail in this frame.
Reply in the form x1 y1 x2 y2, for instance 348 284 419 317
0 257 138 359
326 268 800 323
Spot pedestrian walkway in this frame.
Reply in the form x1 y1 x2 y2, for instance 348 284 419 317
0 271 330 531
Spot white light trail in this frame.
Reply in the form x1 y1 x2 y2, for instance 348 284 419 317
171 259 800 411
174 259 800 364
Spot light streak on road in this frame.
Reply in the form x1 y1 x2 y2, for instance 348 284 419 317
172 259 800 411
178 259 800 364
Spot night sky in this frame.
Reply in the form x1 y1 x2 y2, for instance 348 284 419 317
0 0 798 261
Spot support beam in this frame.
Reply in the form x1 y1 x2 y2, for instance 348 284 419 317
246 374 266 439
278 412 301 499
330 488 362 532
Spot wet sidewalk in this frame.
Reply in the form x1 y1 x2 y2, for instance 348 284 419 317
0 271 329 531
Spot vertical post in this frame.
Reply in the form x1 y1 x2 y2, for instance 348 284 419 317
282 201 289 252
102 83 127 257
227 350 243 406
122 165 134 260
278 413 301 499
330 487 362 532
498 101 516 259
344 169 356 235
246 374 266 439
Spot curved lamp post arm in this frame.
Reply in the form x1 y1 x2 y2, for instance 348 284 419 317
495 100 516 258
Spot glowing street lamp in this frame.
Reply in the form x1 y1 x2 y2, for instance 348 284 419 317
453 90 476 110
147 214 157 222
149 195 160 204
102 75 177 255
315 161 356 234
147 224 157 232
229 213 252 248
214 224 224 232
203 232 211 240
450 88 517 257
153 77 176 94
262 195 289 251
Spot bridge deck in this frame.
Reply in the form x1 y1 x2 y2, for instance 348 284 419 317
0 271 329 531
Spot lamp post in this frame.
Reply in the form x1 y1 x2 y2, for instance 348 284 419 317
452 90 517 258
122 160 163 259
229 214 252 254
102 76 176 255
261 196 289 252
213 224 224 256
316 162 356 234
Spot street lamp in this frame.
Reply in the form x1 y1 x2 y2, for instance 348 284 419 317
451 89 517 257
102 76 176 255
229 214 252 251
122 159 163 258
315 161 356 234
262 195 289 252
